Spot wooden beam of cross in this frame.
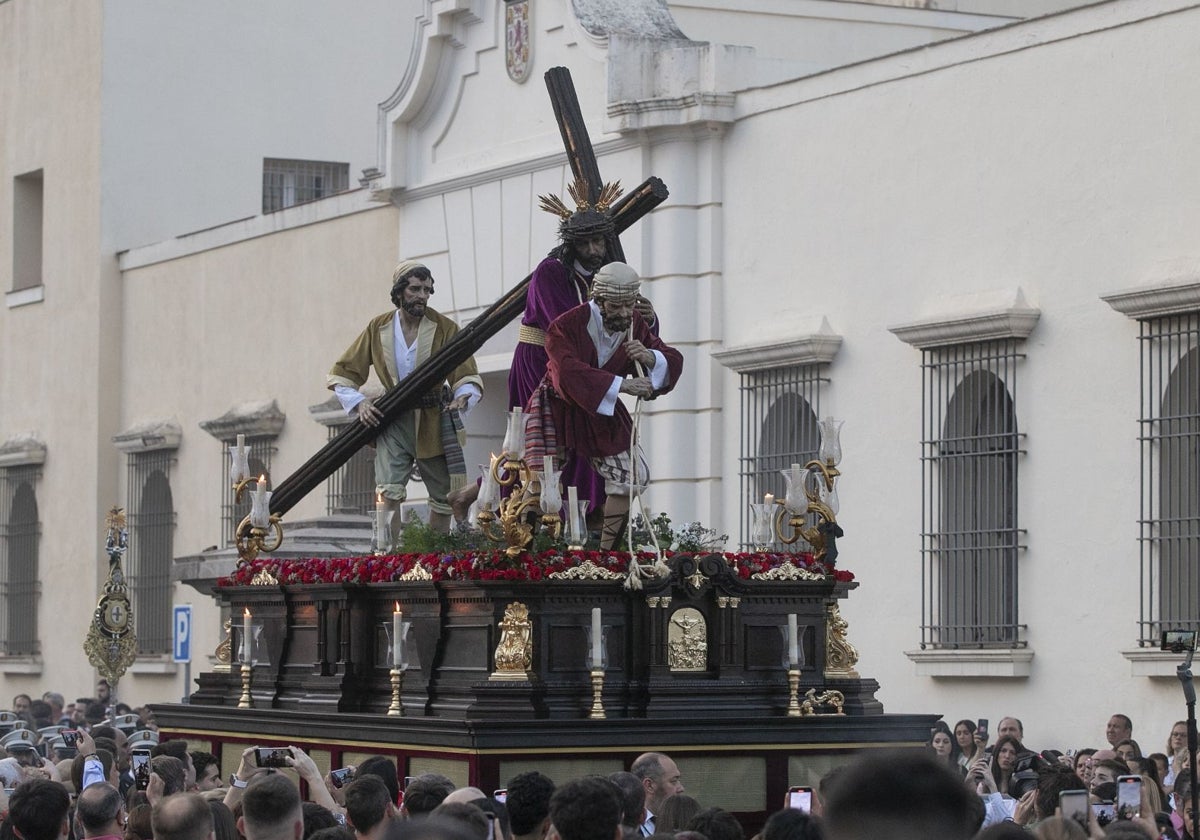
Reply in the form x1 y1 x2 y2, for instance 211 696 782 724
268 67 668 517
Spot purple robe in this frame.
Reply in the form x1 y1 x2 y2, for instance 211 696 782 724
509 257 604 510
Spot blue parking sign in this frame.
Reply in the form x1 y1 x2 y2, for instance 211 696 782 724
173 605 192 663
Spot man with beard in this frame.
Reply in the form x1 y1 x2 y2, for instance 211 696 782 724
537 262 682 548
448 181 658 525
329 261 483 536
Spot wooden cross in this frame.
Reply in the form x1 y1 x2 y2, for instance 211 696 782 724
268 67 668 516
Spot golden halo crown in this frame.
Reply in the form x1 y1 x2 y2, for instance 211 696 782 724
538 177 623 220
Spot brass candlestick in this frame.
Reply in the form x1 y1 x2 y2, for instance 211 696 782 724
387 668 405 716
238 661 253 709
786 668 801 717
589 668 605 719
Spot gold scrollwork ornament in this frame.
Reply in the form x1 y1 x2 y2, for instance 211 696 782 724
491 602 533 681
825 602 860 678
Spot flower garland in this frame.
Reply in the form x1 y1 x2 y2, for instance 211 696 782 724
218 550 854 588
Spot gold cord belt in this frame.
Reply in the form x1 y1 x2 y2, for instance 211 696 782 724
517 325 546 346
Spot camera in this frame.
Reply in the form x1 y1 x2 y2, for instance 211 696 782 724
255 747 291 768
61 730 80 747
1161 630 1197 652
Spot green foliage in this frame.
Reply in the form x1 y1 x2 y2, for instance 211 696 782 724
396 513 489 554
626 512 728 553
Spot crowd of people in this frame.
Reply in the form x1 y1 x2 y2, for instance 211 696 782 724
0 690 1192 840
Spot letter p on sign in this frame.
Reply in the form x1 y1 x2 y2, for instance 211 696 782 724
173 605 192 663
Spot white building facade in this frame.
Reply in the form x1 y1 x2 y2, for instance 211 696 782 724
3 0 1198 754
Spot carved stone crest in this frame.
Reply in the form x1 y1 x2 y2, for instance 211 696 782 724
505 0 532 84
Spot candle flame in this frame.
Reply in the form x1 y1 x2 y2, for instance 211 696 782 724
259 474 266 482
244 607 251 618
377 492 383 504
394 601 401 613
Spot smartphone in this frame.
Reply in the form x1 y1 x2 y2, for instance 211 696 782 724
61 730 79 747
131 748 151 791
1093 802 1115 828
1116 775 1142 820
1162 630 1198 651
1060 789 1088 828
404 775 417 788
255 747 290 768
976 718 989 740
785 786 813 813
330 767 355 788
493 789 508 803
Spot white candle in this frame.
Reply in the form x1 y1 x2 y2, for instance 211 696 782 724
787 613 799 667
375 493 388 549
568 486 581 540
591 607 602 669
242 608 252 663
764 493 774 507
393 603 403 669
236 434 246 461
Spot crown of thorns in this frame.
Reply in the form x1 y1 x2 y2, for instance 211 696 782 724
538 178 623 222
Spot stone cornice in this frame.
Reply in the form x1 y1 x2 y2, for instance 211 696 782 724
1102 278 1200 320
112 419 183 453
0 435 46 469
712 327 842 373
889 293 1040 350
199 400 286 443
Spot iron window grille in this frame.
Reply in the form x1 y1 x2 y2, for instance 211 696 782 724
262 158 349 214
736 364 827 552
325 425 376 516
0 465 41 656
1137 313 1200 646
222 438 276 545
920 339 1027 649
126 450 176 654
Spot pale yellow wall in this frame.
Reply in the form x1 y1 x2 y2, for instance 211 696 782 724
117 203 400 694
0 0 118 699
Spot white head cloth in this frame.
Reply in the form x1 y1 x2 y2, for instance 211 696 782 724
590 262 641 304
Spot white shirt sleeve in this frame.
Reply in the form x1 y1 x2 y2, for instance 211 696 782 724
647 350 668 390
454 382 482 414
597 376 622 416
334 384 365 414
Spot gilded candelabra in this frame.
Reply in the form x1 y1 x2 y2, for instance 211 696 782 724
786 668 802 717
770 418 845 563
476 452 562 556
238 660 253 709
589 669 606 719
387 669 405 716
233 476 284 564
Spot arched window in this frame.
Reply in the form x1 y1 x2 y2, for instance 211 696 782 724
131 467 175 653
736 365 827 551
1153 344 1200 632
1 473 40 655
920 340 1026 649
935 370 1020 646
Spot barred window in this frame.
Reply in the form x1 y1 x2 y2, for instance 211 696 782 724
223 439 276 545
326 425 376 515
1137 313 1200 645
920 340 1027 648
0 466 41 656
262 158 349 214
127 450 175 654
737 365 827 551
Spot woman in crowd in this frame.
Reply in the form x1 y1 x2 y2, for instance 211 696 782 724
1074 748 1097 786
967 735 1023 796
1115 739 1144 769
954 719 983 776
656 794 703 834
929 722 960 776
1167 721 1188 787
